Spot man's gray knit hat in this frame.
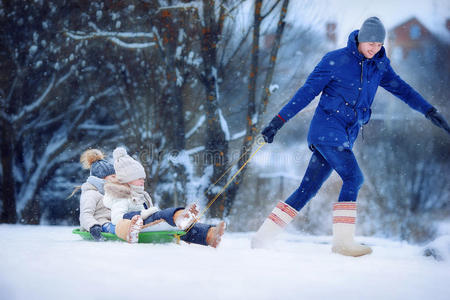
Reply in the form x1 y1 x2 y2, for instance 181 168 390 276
358 17 386 43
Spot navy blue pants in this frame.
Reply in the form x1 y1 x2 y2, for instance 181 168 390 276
123 207 211 246
285 145 364 211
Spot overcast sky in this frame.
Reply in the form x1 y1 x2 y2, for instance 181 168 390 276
287 0 450 46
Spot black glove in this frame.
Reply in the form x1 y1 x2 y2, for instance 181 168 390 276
426 108 450 135
261 115 285 143
89 224 104 241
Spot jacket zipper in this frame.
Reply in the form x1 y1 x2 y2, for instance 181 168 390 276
359 59 364 141
360 59 364 83
356 59 364 103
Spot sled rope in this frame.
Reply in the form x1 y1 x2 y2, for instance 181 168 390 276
201 138 263 200
183 138 266 235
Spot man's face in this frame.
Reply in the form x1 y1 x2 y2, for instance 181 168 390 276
358 42 383 59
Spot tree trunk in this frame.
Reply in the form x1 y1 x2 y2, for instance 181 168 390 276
226 0 289 213
0 120 17 223
20 196 41 224
204 74 229 218
154 6 188 208
199 0 229 218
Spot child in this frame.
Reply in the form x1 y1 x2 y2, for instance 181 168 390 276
78 149 116 241
103 147 225 247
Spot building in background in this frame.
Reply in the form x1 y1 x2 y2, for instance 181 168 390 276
387 17 449 65
369 16 450 121
325 21 337 46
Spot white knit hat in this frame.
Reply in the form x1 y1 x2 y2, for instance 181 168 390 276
112 147 146 183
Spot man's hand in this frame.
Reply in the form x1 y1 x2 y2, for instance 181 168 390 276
426 108 450 135
262 115 285 143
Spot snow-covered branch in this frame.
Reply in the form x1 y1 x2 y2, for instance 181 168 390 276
18 85 116 211
6 73 19 104
17 125 70 211
107 37 155 49
13 74 55 124
230 129 246 141
0 74 19 122
55 68 74 87
185 146 205 155
78 123 119 131
92 86 116 100
218 108 230 141
66 22 156 49
156 3 200 14
151 26 166 53
18 114 63 139
186 115 206 138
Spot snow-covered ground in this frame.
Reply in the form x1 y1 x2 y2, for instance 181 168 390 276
0 225 449 300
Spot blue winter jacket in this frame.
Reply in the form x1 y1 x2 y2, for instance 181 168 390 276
278 30 434 149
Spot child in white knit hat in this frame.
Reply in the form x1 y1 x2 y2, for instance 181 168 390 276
103 147 225 247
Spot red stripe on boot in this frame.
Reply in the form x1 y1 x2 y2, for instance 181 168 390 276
276 202 297 218
333 203 357 211
268 213 286 227
333 216 355 224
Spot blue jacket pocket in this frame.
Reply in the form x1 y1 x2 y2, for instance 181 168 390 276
319 95 341 114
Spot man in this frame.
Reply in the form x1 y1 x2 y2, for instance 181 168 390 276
251 17 450 256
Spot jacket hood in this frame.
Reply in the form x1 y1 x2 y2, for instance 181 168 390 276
347 30 386 62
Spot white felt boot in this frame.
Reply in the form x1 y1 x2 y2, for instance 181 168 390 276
174 203 199 230
332 202 372 257
251 201 298 249
115 215 143 243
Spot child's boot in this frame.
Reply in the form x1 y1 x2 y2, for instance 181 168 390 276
174 203 199 230
206 221 226 248
115 215 143 243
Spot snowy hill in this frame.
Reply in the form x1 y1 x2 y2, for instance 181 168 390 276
0 225 449 300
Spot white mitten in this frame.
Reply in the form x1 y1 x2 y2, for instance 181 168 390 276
140 207 159 220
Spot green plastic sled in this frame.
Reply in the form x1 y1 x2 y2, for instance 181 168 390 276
72 228 185 244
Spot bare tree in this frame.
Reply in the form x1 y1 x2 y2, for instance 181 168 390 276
357 120 450 242
0 1 117 223
0 0 322 225
65 2 206 208
225 0 289 215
